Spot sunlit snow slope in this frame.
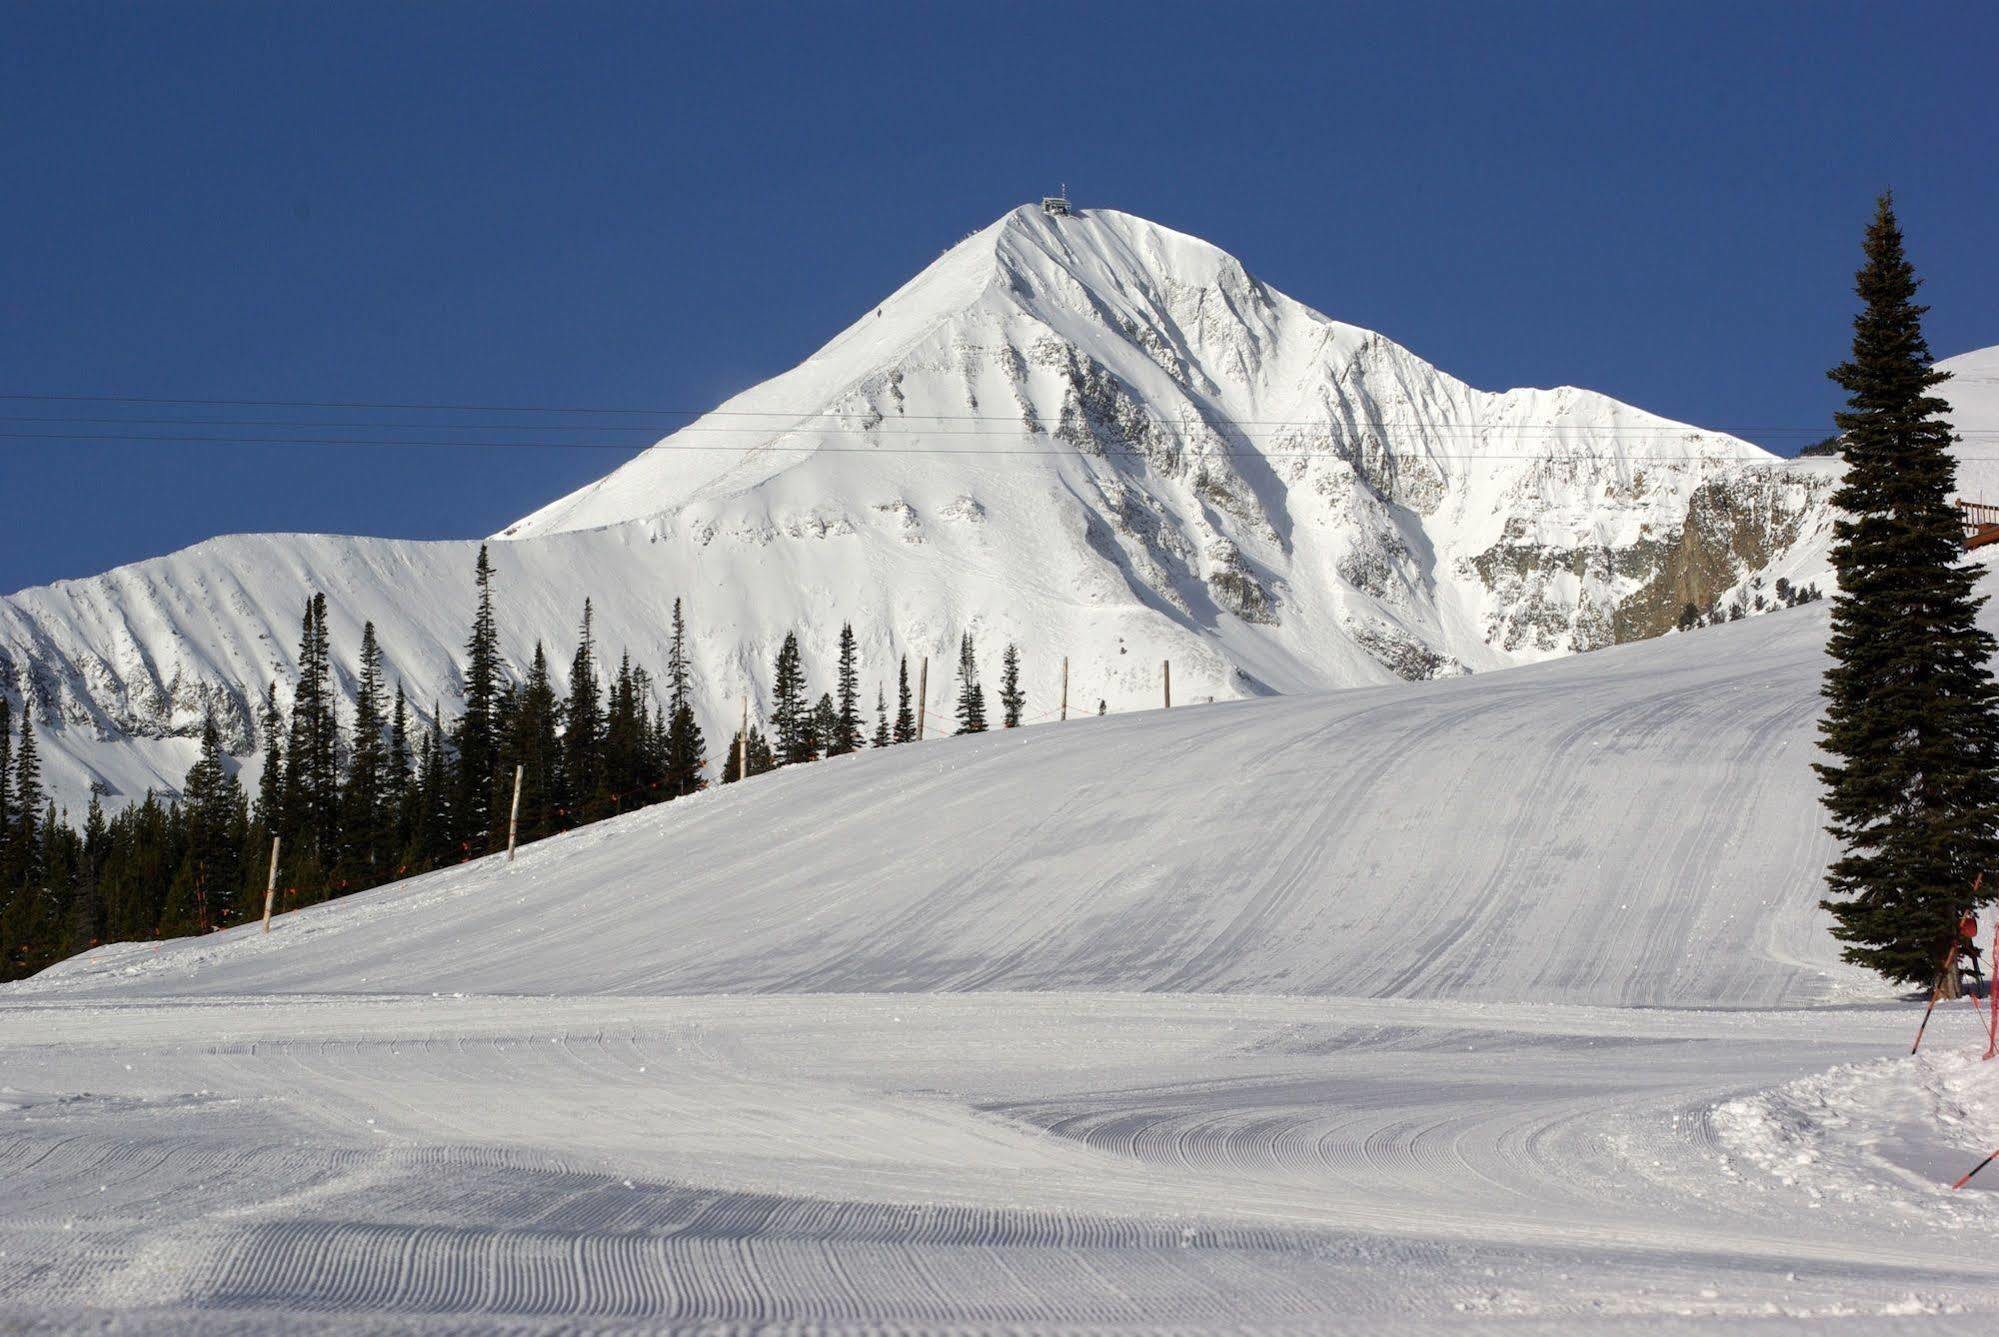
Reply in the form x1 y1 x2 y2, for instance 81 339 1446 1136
33 600 1859 1009
1945 343 1999 499
3 204 1835 816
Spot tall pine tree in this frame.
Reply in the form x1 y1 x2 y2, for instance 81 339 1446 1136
999 643 1025 728
662 597 707 796
563 600 606 819
1816 193 1999 988
342 622 390 874
831 624 863 756
892 657 915 744
771 633 811 765
955 633 987 734
453 544 503 849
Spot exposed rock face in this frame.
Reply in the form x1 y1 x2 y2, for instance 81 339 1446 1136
3 204 1838 811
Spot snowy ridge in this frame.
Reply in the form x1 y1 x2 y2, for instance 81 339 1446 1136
4 205 1839 814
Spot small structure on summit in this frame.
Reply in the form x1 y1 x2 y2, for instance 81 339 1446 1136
1041 186 1072 217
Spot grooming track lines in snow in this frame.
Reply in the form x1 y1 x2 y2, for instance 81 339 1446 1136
11 598 1999 1328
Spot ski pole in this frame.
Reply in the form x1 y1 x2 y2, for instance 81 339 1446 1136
1954 1147 1999 1190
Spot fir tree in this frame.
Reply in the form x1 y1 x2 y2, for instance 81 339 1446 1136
385 682 412 846
661 599 707 796
254 682 284 831
342 622 390 873
11 706 40 889
169 711 246 932
410 706 452 867
811 693 837 760
666 598 691 713
1816 193 1999 988
720 726 776 782
892 657 916 743
873 685 890 748
955 633 987 733
772 633 811 765
831 624 863 755
281 594 340 884
563 600 607 819
0 695 12 885
503 644 561 840
453 544 503 848
999 643 1025 728
71 793 107 949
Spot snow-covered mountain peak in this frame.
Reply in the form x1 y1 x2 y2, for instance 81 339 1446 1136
4 202 1839 814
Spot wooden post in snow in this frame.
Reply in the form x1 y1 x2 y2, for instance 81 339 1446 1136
738 693 749 780
260 835 281 935
917 657 929 740
1060 656 1069 722
1163 659 1171 709
506 764 523 862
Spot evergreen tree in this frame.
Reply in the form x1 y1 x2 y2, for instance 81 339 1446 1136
720 726 776 782
167 711 246 932
661 599 707 796
999 643 1025 728
872 685 890 748
666 599 691 712
604 651 642 809
892 657 916 744
831 624 863 755
811 693 837 760
0 695 12 885
1816 194 1999 988
772 633 811 765
281 594 340 887
70 793 107 949
563 600 607 819
453 545 503 848
254 682 284 831
342 622 390 874
11 706 40 889
385 682 412 850
409 706 452 867
502 644 562 840
954 633 988 733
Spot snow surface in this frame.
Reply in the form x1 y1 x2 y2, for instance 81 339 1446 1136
10 596 1999 1330
1943 345 1999 501
2 204 1836 817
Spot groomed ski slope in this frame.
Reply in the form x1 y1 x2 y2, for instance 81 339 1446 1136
10 601 1999 1331
33 603 1855 1008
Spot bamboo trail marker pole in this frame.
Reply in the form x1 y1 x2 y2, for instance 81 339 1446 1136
507 764 524 862
1915 872 1988 1053
1913 949 1959 1055
917 657 929 740
1060 656 1069 722
738 693 749 780
261 835 281 935
1951 1151 1999 1191
1163 659 1171 709
1986 912 1998 1061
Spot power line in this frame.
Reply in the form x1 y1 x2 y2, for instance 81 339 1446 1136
9 428 1997 462
5 411 1968 438
5 390 1986 436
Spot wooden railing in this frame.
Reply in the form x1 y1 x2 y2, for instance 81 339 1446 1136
1961 501 1999 551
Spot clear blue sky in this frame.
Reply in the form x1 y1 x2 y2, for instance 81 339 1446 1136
3 0 1994 591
